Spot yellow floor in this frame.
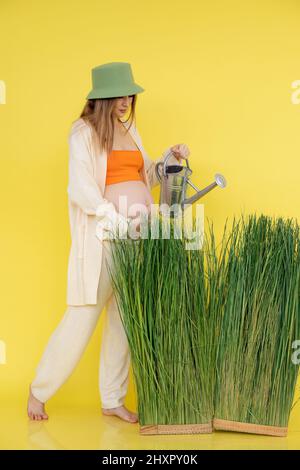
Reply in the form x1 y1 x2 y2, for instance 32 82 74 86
1 400 300 450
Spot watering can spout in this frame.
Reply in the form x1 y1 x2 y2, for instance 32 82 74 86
155 150 227 216
182 173 227 207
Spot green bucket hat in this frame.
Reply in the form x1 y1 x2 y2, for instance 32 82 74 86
86 62 145 99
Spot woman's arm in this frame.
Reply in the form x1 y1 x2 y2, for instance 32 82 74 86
67 125 130 239
67 126 117 220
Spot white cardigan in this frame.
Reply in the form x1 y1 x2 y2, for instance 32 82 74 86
66 117 176 305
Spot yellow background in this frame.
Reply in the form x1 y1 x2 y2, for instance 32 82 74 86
0 0 300 449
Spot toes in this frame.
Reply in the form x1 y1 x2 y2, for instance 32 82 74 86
27 402 48 421
125 414 138 423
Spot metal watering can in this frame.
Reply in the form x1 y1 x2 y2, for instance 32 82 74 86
155 150 227 217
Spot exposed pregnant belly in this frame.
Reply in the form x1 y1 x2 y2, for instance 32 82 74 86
103 180 154 220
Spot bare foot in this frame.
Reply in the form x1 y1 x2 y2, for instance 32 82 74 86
27 384 49 421
102 405 138 423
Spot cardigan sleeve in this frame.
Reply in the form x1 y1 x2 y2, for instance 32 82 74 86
133 124 181 189
67 126 117 220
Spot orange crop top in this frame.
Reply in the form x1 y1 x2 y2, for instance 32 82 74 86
105 149 144 185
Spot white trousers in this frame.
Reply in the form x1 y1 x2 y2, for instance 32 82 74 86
31 241 131 409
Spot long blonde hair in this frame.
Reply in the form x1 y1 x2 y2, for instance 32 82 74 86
79 95 137 155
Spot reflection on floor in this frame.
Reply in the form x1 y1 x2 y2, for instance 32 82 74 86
1 400 300 450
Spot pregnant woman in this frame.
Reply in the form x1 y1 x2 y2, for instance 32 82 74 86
27 62 189 422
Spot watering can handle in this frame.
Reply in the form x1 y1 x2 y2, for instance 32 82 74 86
162 150 191 176
155 161 164 182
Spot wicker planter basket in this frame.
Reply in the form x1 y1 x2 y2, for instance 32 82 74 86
213 418 288 437
140 422 213 435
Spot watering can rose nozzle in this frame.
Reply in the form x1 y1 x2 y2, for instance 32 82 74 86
155 150 227 216
182 172 227 207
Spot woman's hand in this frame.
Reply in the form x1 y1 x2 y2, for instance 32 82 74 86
128 215 141 237
170 144 190 162
95 211 129 241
